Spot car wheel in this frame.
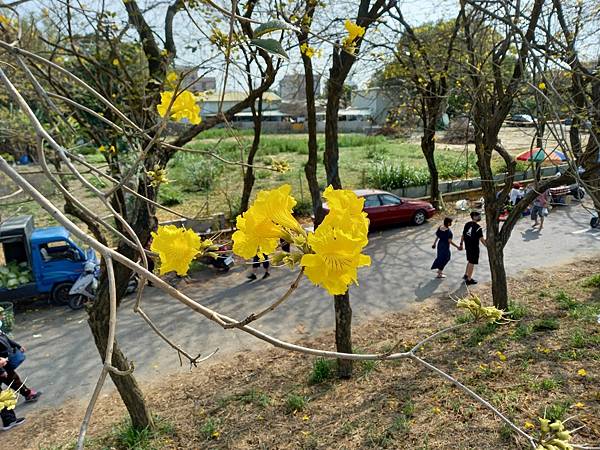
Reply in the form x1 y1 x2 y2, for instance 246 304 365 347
412 210 427 226
51 282 74 306
591 216 599 229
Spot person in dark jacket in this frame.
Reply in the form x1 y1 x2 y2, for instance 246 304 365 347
0 325 42 403
0 356 26 431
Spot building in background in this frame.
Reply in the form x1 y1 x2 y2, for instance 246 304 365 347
201 91 282 116
350 87 393 125
176 66 216 92
279 73 321 102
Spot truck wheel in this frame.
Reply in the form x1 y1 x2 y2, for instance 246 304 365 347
68 294 86 310
412 210 427 226
573 188 585 200
51 282 73 306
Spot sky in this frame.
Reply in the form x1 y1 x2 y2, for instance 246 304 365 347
14 0 459 93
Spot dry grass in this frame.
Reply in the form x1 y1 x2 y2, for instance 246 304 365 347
4 259 600 450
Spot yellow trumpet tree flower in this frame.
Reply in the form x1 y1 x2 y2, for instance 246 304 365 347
98 145 116 154
301 224 371 295
232 185 303 259
150 225 203 276
157 90 202 125
0 389 17 411
321 185 369 238
300 43 316 58
146 165 169 188
342 19 365 53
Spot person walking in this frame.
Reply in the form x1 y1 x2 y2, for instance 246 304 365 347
0 356 26 431
247 255 270 280
531 189 549 231
0 322 42 403
459 211 487 285
431 217 461 279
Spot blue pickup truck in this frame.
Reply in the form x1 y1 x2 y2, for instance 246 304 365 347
0 215 97 304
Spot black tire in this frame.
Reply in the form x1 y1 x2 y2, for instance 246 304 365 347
51 282 73 306
125 277 139 296
591 216 599 229
412 210 427 226
68 294 86 310
573 187 585 200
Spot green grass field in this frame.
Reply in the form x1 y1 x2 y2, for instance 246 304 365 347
159 133 517 220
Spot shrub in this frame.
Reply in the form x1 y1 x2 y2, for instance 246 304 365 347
367 161 430 190
583 274 600 288
285 393 307 413
531 317 559 332
542 401 571 422
157 184 183 206
308 358 335 384
169 151 223 192
507 301 528 320
293 198 314 217
554 290 578 310
199 417 221 440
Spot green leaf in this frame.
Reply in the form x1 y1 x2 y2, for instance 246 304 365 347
250 38 289 60
253 20 290 38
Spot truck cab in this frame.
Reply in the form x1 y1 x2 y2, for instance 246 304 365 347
0 216 97 304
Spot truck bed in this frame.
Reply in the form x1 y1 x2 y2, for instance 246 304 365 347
0 282 38 302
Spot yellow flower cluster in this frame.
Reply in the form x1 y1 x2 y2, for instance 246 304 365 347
98 145 116 154
456 295 503 323
232 184 370 296
300 43 321 59
0 389 17 412
157 90 202 125
535 418 573 450
166 71 178 88
270 158 290 173
342 19 365 54
146 165 169 188
233 185 303 259
150 225 214 276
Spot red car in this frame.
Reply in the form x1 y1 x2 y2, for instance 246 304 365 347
323 189 436 227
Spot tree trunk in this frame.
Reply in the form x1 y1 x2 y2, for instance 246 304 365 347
334 293 353 378
324 49 354 378
422 131 440 209
569 71 585 159
88 262 155 430
487 241 508 310
324 92 342 188
87 176 159 431
301 53 325 226
240 96 263 213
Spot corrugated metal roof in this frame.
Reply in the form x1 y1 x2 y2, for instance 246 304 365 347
203 91 281 103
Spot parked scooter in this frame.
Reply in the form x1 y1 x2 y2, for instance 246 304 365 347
68 262 138 310
201 243 234 272
68 261 98 310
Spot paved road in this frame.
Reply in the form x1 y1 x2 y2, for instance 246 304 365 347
9 202 600 412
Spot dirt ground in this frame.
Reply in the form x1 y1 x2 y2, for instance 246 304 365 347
3 258 599 450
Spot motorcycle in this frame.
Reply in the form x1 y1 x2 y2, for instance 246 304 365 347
68 261 99 310
201 243 234 272
68 262 139 310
